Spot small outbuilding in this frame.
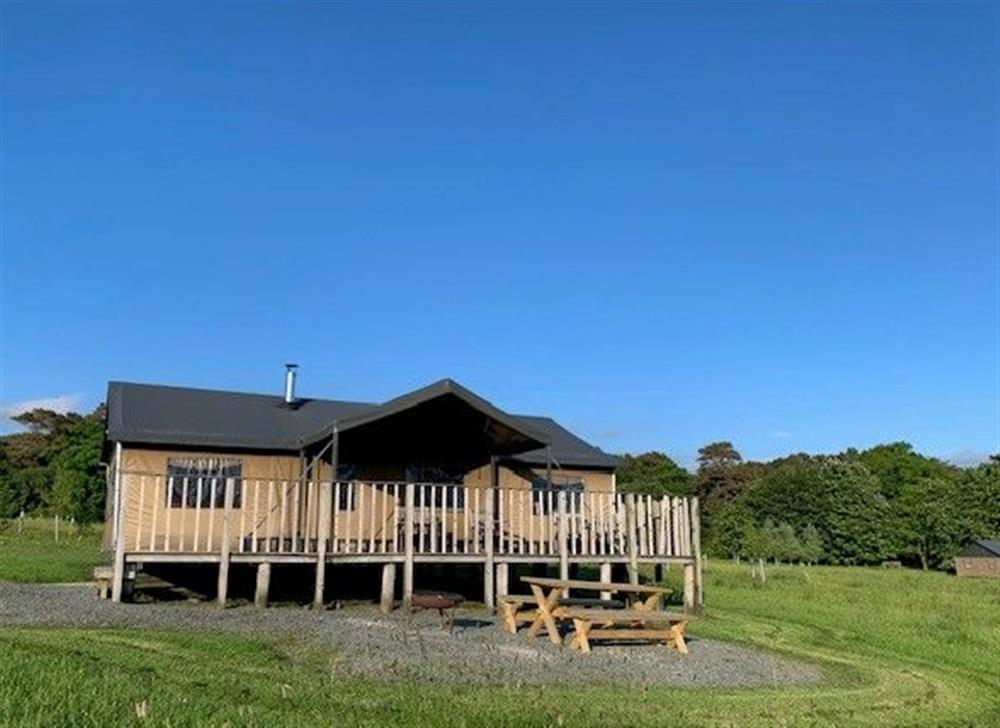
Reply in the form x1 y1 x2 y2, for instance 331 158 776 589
955 539 1000 578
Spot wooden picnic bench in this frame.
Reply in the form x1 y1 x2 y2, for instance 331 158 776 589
561 608 690 654
519 576 673 646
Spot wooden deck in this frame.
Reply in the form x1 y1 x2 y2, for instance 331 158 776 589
109 471 703 613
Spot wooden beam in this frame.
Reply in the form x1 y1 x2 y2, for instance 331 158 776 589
111 443 127 603
691 497 704 612
484 457 496 611
683 562 696 613
255 561 271 609
496 561 509 600
380 563 396 613
313 480 331 609
626 493 639 585
217 476 235 607
403 482 415 610
557 490 569 582
599 562 612 600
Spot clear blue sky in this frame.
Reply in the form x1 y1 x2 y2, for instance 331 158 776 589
1 2 997 467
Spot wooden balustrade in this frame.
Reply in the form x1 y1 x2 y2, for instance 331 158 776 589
118 473 697 560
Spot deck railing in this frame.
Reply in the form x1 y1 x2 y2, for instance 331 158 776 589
118 474 698 560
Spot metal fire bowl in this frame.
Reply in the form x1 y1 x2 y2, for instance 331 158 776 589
411 591 464 611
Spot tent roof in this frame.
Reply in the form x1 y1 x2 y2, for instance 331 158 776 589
105 379 620 469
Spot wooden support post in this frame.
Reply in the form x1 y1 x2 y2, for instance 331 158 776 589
255 561 271 609
484 457 496 611
557 490 569 582
313 480 331 609
217 477 235 607
496 562 509 600
111 444 127 603
691 497 704 611
380 563 396 613
626 493 639 585
599 562 612 600
403 482 415 610
683 562 696 614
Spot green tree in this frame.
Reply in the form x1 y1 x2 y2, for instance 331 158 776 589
774 522 802 563
741 458 892 565
955 460 1000 539
616 452 692 496
892 477 964 570
48 414 106 521
0 404 106 521
705 500 756 559
800 524 824 565
856 442 954 500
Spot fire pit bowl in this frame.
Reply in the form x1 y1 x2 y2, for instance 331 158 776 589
411 590 465 631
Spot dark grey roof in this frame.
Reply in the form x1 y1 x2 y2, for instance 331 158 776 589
508 415 622 470
106 380 620 470
962 539 1000 557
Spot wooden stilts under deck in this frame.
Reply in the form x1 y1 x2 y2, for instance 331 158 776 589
403 482 415 610
217 477 235 607
496 562 509 600
484 457 497 611
380 563 396 613
111 443 127 603
255 561 271 609
599 562 612 600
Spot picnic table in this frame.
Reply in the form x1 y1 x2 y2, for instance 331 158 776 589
498 576 687 653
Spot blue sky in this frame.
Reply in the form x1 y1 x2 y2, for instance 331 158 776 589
1 2 997 468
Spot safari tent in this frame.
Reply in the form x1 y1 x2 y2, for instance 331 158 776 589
103 370 703 611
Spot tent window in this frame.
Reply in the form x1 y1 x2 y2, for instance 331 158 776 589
531 477 584 515
336 465 357 510
405 465 466 508
166 459 242 508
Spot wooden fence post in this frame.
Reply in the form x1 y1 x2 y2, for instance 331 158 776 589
217 477 235 607
403 483 415 610
626 493 639 585
313 480 331 609
557 490 569 582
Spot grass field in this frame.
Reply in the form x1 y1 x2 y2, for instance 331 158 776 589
0 517 105 583
1 524 998 726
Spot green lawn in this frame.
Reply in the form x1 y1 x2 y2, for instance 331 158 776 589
1 530 998 726
0 518 105 583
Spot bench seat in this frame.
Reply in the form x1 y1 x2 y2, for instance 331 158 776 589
497 595 540 634
557 597 625 610
559 608 692 654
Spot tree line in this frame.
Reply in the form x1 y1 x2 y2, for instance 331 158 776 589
0 405 106 522
1 405 997 572
616 443 999 571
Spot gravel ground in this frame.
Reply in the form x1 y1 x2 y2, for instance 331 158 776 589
0 582 821 688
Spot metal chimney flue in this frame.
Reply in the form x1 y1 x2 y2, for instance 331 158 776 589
284 363 298 403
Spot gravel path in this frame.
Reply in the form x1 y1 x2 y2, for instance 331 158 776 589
0 583 821 688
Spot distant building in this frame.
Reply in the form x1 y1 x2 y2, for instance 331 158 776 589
955 539 1000 578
